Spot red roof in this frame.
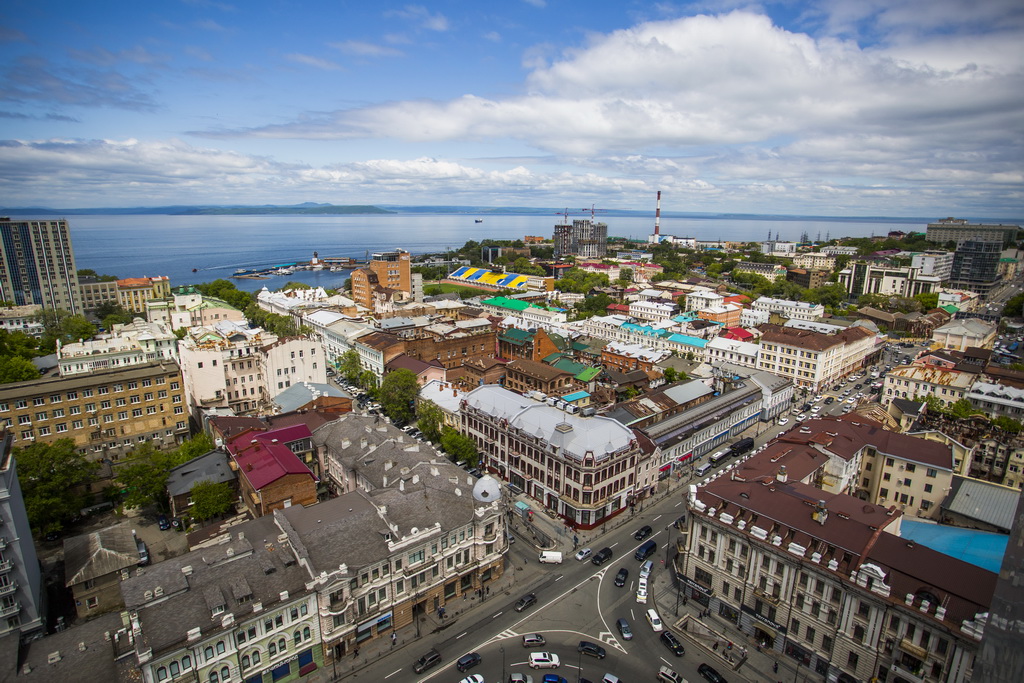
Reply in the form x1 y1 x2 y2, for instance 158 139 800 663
227 424 315 490
723 327 754 340
606 303 630 312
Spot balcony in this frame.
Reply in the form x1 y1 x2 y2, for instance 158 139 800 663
0 537 6 551
0 602 20 617
0 560 12 573
891 662 925 683
0 581 16 597
899 637 928 660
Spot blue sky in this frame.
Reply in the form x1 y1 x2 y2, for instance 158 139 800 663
1 0 1021 216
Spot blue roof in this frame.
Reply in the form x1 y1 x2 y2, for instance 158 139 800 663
900 519 1007 573
622 322 669 338
562 391 590 402
667 333 707 348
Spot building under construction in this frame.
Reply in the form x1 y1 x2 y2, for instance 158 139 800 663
553 219 607 259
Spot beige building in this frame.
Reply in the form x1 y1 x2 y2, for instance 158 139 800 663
882 365 976 407
57 318 178 376
757 324 876 391
78 278 119 311
931 319 997 352
351 249 411 309
678 422 994 683
0 218 82 314
117 276 171 313
0 304 43 337
792 252 837 270
146 287 245 330
0 360 188 460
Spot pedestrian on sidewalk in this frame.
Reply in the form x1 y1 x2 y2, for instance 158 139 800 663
773 662 778 673
391 632 397 647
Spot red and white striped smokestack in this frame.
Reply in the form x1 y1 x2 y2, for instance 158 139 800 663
654 191 662 235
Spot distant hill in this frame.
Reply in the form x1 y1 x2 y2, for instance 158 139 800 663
0 203 394 216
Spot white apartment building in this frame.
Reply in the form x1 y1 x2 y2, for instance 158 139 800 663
734 262 788 281
761 241 798 257
57 318 178 376
967 381 1024 420
0 304 43 337
629 299 677 323
179 321 325 417
757 324 876 390
792 252 837 270
302 310 373 366
741 308 770 327
257 286 357 325
751 297 825 322
146 290 245 330
882 366 976 407
705 337 760 369
932 319 997 352
686 290 724 312
821 245 860 256
910 252 955 281
577 314 707 360
838 263 941 298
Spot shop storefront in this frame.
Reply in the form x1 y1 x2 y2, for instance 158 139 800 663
740 604 787 650
681 575 714 608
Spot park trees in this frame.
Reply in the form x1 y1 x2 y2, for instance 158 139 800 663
15 439 99 535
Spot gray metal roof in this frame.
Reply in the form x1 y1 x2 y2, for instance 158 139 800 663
167 449 235 497
64 525 142 586
942 476 1021 532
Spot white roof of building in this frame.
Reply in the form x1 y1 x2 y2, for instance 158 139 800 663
935 319 996 337
464 385 634 462
419 380 466 414
707 337 759 355
304 309 350 326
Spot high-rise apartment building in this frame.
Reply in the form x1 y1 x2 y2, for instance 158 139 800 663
950 240 1002 298
0 218 81 314
0 430 45 640
350 249 411 309
553 219 607 258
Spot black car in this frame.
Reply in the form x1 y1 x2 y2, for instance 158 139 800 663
855 383 863 390
157 514 170 530
577 641 606 659
698 663 727 683
614 567 629 587
591 547 613 566
412 649 441 674
455 652 482 672
661 631 685 656
514 593 537 612
634 525 653 540
824 397 834 404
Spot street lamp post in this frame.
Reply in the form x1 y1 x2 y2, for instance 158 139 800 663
577 647 583 683
500 646 506 681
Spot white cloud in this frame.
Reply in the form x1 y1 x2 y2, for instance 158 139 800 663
329 40 404 57
284 53 344 71
385 5 450 32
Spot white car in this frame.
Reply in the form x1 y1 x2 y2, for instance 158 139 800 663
575 548 592 561
795 414 807 422
810 406 822 414
529 652 561 669
459 676 485 683
846 397 856 404
777 417 789 426
636 586 648 603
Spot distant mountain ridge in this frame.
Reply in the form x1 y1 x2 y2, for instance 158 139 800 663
0 203 394 216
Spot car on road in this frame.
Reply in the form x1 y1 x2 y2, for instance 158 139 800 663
542 676 567 683
795 413 807 422
458 676 485 683
515 593 537 612
646 608 664 632
616 618 633 640
661 630 685 656
157 514 171 530
639 560 654 579
633 525 653 540
777 417 789 426
522 634 546 648
591 547 613 565
575 548 592 561
855 383 863 389
698 662 728 683
614 567 629 587
635 584 648 603
824 397 834 404
577 641 607 659
509 675 534 683
412 649 441 674
529 652 560 669
456 652 481 672
810 405 821 414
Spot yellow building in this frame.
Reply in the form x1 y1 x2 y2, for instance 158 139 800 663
117 276 171 313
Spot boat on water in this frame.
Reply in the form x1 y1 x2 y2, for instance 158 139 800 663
475 218 483 223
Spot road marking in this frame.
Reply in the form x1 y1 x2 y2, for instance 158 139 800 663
674 501 682 507
660 657 673 666
456 631 467 639
492 611 503 619
610 542 618 548
653 514 662 521
555 575 564 581
384 669 403 679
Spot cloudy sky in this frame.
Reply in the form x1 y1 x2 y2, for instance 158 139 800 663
1 0 1021 216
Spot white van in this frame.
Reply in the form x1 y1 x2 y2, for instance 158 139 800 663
639 560 654 579
695 462 712 477
538 551 563 564
646 608 664 632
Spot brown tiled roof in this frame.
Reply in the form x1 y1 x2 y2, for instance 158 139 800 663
759 324 844 351
506 358 571 381
357 331 403 350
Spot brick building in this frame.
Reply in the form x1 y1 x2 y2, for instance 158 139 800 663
503 358 577 396
226 425 318 517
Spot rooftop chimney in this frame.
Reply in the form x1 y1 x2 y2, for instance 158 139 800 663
654 190 662 236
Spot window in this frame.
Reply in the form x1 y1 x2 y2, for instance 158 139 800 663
86 596 98 609
157 667 168 681
927 468 938 478
847 651 859 669
216 641 226 654
204 646 214 660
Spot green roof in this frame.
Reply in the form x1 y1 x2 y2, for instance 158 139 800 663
575 367 602 382
552 358 586 376
542 352 565 364
940 304 959 314
483 296 530 312
571 341 589 351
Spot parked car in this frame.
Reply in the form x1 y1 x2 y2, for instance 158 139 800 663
698 663 728 683
509 675 535 683
577 641 606 659
661 630 685 656
456 652 482 672
633 525 653 540
614 567 629 587
528 652 560 669
459 676 485 683
412 649 441 674
542 676 567 683
824 397 834 404
157 514 170 530
575 548 592 561
616 618 633 640
522 634 546 648
515 593 537 612
777 417 789 426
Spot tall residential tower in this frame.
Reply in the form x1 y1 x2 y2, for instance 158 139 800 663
0 218 81 314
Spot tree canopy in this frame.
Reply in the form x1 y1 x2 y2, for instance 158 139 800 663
379 369 419 423
189 480 236 521
15 439 99 535
416 399 445 443
34 308 97 353
439 426 479 466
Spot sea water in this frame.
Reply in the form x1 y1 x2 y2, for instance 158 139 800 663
65 213 925 292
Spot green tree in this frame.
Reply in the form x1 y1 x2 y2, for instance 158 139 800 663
34 309 97 353
338 349 362 383
914 292 939 311
993 416 1023 434
575 293 613 319
416 399 445 443
176 432 214 462
379 369 419 423
0 355 40 383
948 398 980 420
616 267 633 285
281 282 312 290
189 480 236 521
15 439 99 534
511 257 545 276
439 426 479 466
663 367 678 383
358 370 378 392
77 269 118 282
1004 293 1024 317
94 301 136 330
115 443 176 510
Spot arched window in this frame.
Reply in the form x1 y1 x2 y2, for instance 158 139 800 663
303 626 310 641
251 651 260 665
216 641 226 655
208 671 219 683
294 631 301 646
204 646 214 660
170 661 180 676
278 637 286 652
269 642 277 657
182 655 192 670
241 655 250 669
156 667 168 681
220 665 230 681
